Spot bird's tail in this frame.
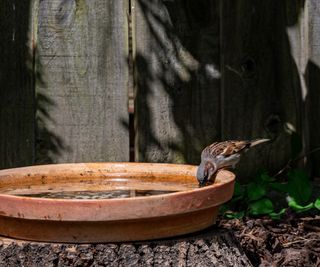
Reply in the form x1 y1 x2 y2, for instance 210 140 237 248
249 138 270 147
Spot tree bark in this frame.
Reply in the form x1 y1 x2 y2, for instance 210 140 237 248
0 228 252 267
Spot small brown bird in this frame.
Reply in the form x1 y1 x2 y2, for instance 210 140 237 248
197 139 270 187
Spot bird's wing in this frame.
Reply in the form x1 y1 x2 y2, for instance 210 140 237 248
201 140 250 159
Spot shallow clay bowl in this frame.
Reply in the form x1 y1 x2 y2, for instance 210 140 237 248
0 163 235 243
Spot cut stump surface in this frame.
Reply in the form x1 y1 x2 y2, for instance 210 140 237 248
0 228 252 267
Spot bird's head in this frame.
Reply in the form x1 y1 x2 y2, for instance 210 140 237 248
196 161 217 187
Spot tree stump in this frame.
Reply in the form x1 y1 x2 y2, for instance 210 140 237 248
0 227 252 267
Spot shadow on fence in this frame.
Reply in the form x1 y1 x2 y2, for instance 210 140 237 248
0 1 69 168
2 0 320 177
135 0 221 164
134 0 320 178
34 47 69 164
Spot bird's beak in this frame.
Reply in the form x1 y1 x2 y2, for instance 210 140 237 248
198 176 208 187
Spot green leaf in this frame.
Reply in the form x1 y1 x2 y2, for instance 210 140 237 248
219 204 229 215
233 181 244 197
248 198 274 215
253 170 274 183
247 182 267 201
225 210 245 219
269 208 286 220
269 182 288 192
287 170 312 204
260 172 275 183
314 198 320 210
291 132 303 159
230 195 244 204
287 196 314 212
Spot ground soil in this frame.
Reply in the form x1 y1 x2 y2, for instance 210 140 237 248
218 214 320 267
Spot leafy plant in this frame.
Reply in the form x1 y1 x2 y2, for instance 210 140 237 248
223 133 319 219
315 198 320 210
287 169 312 205
222 169 319 219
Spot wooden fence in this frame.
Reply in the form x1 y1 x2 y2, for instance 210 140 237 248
1 0 319 181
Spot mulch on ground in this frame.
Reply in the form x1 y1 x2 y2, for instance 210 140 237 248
218 214 320 267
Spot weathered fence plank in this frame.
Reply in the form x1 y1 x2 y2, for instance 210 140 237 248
220 1 304 179
307 0 320 176
285 0 310 172
0 1 35 169
36 0 130 163
135 0 221 164
2 0 320 180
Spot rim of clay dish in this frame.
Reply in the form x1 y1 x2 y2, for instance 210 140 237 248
0 162 235 221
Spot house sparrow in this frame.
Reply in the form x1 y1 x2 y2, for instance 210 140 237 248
197 139 270 187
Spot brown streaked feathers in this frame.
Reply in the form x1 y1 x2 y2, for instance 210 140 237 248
201 139 269 159
197 139 270 187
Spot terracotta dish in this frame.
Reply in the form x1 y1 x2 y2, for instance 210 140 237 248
0 163 235 243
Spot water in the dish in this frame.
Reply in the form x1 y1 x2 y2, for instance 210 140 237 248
17 189 177 199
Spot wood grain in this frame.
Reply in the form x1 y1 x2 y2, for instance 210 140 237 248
0 1 35 169
220 1 304 179
1 0 319 181
36 0 129 163
134 0 221 164
0 229 253 267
